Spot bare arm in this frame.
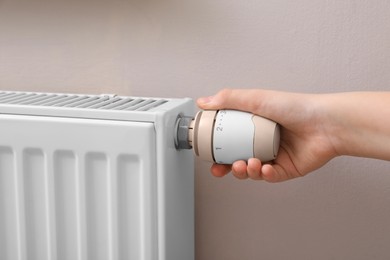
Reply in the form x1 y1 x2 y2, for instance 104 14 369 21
321 92 390 160
197 89 390 182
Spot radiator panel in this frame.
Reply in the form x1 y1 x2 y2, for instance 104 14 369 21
0 91 194 260
0 114 157 260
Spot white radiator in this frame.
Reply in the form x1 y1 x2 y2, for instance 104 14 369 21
0 91 194 260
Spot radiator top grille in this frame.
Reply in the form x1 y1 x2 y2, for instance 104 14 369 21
0 91 168 112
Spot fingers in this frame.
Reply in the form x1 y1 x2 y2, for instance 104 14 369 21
210 159 301 183
210 158 264 180
232 160 249 180
243 158 263 180
261 164 286 183
210 164 231 178
261 163 304 183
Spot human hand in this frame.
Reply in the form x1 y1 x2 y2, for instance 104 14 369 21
196 89 340 182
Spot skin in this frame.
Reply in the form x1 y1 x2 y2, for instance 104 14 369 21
196 89 390 183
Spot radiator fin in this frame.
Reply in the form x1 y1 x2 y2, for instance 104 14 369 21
0 147 144 260
54 151 78 260
23 148 50 260
0 147 19 260
85 152 110 260
117 154 141 260
0 91 168 112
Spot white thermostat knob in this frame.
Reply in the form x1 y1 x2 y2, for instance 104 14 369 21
186 110 280 164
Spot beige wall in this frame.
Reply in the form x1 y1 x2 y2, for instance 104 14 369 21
1 0 390 259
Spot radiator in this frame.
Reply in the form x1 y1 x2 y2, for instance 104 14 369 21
0 91 194 260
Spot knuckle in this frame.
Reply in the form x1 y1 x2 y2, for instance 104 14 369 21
217 88 233 99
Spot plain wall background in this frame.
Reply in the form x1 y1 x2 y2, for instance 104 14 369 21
1 0 390 259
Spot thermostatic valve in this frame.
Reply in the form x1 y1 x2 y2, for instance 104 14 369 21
213 110 255 164
175 110 280 164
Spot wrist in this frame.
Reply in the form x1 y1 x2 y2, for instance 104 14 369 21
319 92 390 160
309 94 344 158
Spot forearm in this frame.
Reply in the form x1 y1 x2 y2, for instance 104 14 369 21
321 92 390 160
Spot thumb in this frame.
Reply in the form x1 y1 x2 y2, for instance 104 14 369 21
197 88 277 119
